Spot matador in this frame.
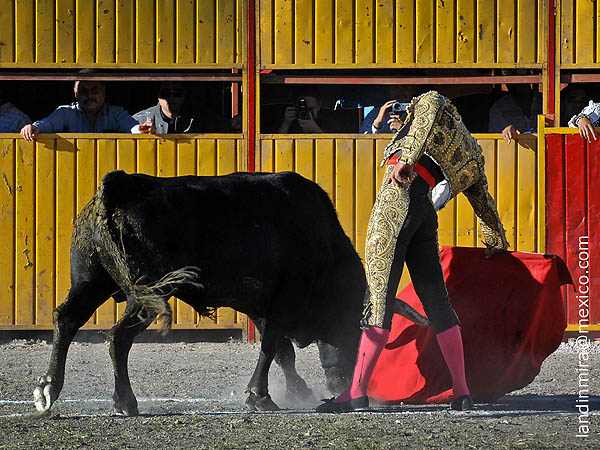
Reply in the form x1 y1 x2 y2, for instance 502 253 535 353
317 90 509 413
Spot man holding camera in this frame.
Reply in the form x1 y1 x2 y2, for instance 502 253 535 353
277 88 336 133
360 85 416 134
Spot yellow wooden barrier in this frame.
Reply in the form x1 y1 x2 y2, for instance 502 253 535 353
258 0 546 68
559 0 600 67
0 0 244 69
257 134 543 291
0 134 246 330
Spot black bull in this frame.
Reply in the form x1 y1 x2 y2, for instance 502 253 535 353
34 170 368 415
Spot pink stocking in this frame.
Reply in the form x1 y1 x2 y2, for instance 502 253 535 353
436 325 470 398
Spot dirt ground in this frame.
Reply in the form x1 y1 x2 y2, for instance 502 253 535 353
0 337 598 449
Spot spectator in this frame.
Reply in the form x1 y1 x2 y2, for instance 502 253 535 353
488 82 542 143
133 81 228 133
20 74 141 142
0 86 32 133
568 93 600 143
277 87 340 133
360 85 416 134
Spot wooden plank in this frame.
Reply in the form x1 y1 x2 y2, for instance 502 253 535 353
438 199 456 247
216 0 236 65
197 139 217 175
259 0 273 65
0 139 16 325
157 138 176 178
15 139 35 325
517 0 536 64
157 0 176 65
217 139 236 175
375 0 394 65
476 0 496 63
560 0 574 65
197 0 216 63
96 0 116 64
95 139 117 326
415 0 434 63
294 138 314 180
516 141 536 252
294 0 314 65
355 0 374 65
56 0 76 64
496 139 516 250
335 139 354 243
544 134 566 259
259 139 274 172
274 139 293 172
575 0 594 65
35 0 55 63
15 0 35 64
75 0 95 64
176 0 195 64
116 0 135 64
136 0 156 64
355 139 374 260
497 0 516 63
478 138 497 248
55 139 75 310
456 195 477 247
334 0 353 64
588 138 600 323
396 0 415 63
0 0 15 63
315 138 334 200
274 0 293 64
564 134 587 326
314 0 334 64
457 0 475 63
436 0 456 63
35 139 55 325
136 139 157 176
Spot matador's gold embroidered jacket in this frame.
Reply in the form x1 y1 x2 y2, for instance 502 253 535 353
382 90 509 252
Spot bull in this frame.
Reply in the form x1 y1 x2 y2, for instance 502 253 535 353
33 170 429 415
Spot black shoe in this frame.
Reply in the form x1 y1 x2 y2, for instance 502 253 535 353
315 396 369 413
450 395 474 411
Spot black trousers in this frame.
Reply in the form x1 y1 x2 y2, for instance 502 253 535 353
380 176 459 333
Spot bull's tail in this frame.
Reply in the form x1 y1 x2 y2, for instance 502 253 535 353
93 171 204 334
392 299 432 327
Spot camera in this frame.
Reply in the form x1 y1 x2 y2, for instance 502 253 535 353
391 102 410 115
296 98 312 120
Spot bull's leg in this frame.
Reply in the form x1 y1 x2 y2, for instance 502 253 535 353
34 279 115 414
273 339 315 405
107 301 155 416
245 322 280 411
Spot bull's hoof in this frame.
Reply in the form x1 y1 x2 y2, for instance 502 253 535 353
286 383 315 404
113 393 139 416
245 392 280 411
33 375 56 413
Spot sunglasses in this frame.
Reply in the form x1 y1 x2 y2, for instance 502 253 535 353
159 89 185 99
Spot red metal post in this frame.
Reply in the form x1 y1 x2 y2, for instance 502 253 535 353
247 0 256 172
548 0 556 120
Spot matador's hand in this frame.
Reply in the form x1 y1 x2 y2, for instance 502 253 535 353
387 162 415 187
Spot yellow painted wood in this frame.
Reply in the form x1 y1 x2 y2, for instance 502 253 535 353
457 0 475 63
137 139 157 176
56 0 76 64
97 0 116 64
15 0 35 64
0 0 16 63
275 139 293 172
177 0 195 64
315 0 334 64
315 138 335 200
536 115 546 252
335 139 354 242
55 139 75 310
217 139 237 174
76 0 95 64
496 140 516 250
517 0 536 63
35 0 55 63
436 0 456 64
157 0 176 65
416 0 435 63
497 0 516 63
295 0 314 65
35 139 56 325
217 0 237 65
197 0 217 64
294 139 314 180
116 0 135 64
0 139 16 325
259 0 273 65
198 139 217 175
376 0 394 64
136 0 156 64
335 0 353 65
274 0 293 64
477 0 495 63
354 139 375 259
259 139 275 172
575 0 595 65
96 139 118 325
15 139 35 325
356 0 374 65
396 0 416 63
517 140 536 252
477 138 497 247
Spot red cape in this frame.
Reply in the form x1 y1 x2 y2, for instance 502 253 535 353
368 247 572 403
